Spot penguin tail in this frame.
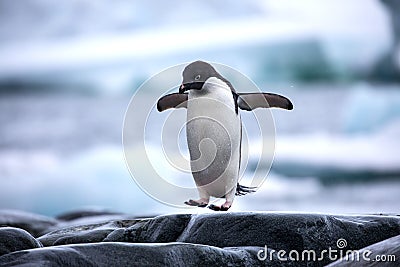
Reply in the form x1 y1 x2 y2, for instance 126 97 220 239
235 183 257 196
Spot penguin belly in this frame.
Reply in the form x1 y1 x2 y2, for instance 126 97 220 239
186 79 241 198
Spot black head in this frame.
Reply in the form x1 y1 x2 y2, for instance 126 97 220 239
179 61 218 93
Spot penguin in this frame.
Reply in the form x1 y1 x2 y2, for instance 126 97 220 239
157 61 293 211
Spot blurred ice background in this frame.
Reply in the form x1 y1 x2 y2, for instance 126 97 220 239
0 0 399 216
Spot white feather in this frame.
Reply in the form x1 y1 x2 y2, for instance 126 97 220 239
186 77 241 197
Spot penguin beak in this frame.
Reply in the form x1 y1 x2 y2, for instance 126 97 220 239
179 84 186 94
179 81 202 93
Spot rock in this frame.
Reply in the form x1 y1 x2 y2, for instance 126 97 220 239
177 213 400 250
0 227 42 257
2 212 400 266
0 242 261 267
38 212 400 266
104 214 192 243
0 210 58 237
42 211 146 238
38 220 139 246
56 209 124 221
39 214 191 246
107 212 400 252
176 213 400 266
327 234 400 266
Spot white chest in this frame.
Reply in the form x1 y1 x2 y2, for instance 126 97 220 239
185 77 241 195
186 77 241 159
187 77 236 119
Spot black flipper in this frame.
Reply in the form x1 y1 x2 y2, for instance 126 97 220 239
235 183 257 196
237 93 293 111
157 93 188 112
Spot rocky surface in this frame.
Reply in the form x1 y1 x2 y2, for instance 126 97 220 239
0 227 42 257
0 210 399 266
0 210 58 237
327 234 400 267
0 242 262 267
55 209 125 221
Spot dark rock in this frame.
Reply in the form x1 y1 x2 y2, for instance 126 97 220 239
131 213 399 266
40 212 400 266
56 209 124 221
42 213 147 239
38 219 139 246
327 234 400 267
0 227 42 257
0 242 261 267
2 212 400 266
0 246 96 267
0 210 58 237
39 214 192 246
105 214 192 243
177 213 400 250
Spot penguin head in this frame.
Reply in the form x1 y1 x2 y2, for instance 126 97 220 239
179 61 218 93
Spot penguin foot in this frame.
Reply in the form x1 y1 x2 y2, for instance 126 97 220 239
208 204 231 211
208 201 232 211
184 199 208 207
221 201 232 211
208 204 221 211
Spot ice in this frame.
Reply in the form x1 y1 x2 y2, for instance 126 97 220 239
0 146 181 216
0 0 391 93
343 85 400 133
272 121 400 171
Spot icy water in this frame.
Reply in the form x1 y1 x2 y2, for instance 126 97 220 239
0 85 399 216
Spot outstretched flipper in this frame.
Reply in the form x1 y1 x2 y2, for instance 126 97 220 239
157 92 293 112
157 93 188 112
237 93 293 111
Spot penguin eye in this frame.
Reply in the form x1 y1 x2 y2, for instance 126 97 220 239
194 75 201 81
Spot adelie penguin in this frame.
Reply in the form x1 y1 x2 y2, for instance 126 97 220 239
157 61 293 211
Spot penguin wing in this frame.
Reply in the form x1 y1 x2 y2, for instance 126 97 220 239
237 93 293 111
157 93 188 112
